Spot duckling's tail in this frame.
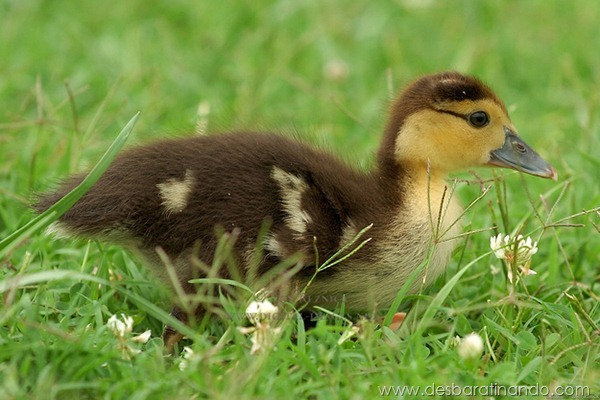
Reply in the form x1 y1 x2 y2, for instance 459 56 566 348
33 174 120 240
34 174 80 212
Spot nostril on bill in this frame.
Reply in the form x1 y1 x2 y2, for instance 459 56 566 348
513 142 527 153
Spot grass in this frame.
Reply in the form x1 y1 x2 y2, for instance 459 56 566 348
1 0 599 398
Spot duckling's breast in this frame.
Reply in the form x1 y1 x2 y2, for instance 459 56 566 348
369 197 463 307
303 179 463 312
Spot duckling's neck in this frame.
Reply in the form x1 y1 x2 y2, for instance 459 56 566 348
380 161 462 293
401 163 458 233
377 161 462 243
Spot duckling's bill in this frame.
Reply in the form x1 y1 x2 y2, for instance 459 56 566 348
488 128 557 181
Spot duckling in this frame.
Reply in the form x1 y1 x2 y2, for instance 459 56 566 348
36 72 556 338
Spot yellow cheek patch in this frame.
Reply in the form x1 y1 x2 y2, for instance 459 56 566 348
395 110 472 168
394 102 511 173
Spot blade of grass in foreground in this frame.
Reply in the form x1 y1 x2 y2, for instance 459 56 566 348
188 277 254 294
414 251 491 334
0 113 139 258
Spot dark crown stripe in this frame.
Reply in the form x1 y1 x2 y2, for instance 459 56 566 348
433 108 468 121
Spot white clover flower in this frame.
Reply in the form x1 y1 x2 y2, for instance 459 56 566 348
246 299 279 326
246 326 283 355
240 296 283 354
458 332 484 360
107 314 134 337
106 313 150 360
520 267 537 276
132 329 152 344
490 233 511 259
516 235 538 261
179 346 195 371
490 233 539 282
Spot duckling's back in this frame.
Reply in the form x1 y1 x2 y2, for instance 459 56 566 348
36 132 378 280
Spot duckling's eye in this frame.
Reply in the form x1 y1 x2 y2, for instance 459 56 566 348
467 111 489 128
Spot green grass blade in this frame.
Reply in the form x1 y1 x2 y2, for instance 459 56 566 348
188 277 255 294
318 223 373 271
0 113 139 258
415 251 491 334
382 254 431 328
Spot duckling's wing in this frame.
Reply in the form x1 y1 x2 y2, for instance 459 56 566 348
262 166 349 274
35 133 364 281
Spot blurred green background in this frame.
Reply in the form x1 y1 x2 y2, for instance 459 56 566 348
2 0 598 168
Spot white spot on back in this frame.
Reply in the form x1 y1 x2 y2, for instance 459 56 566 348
45 220 134 244
157 169 195 214
271 167 312 235
265 234 286 258
46 221 71 238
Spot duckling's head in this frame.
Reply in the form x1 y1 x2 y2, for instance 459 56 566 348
380 72 556 180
